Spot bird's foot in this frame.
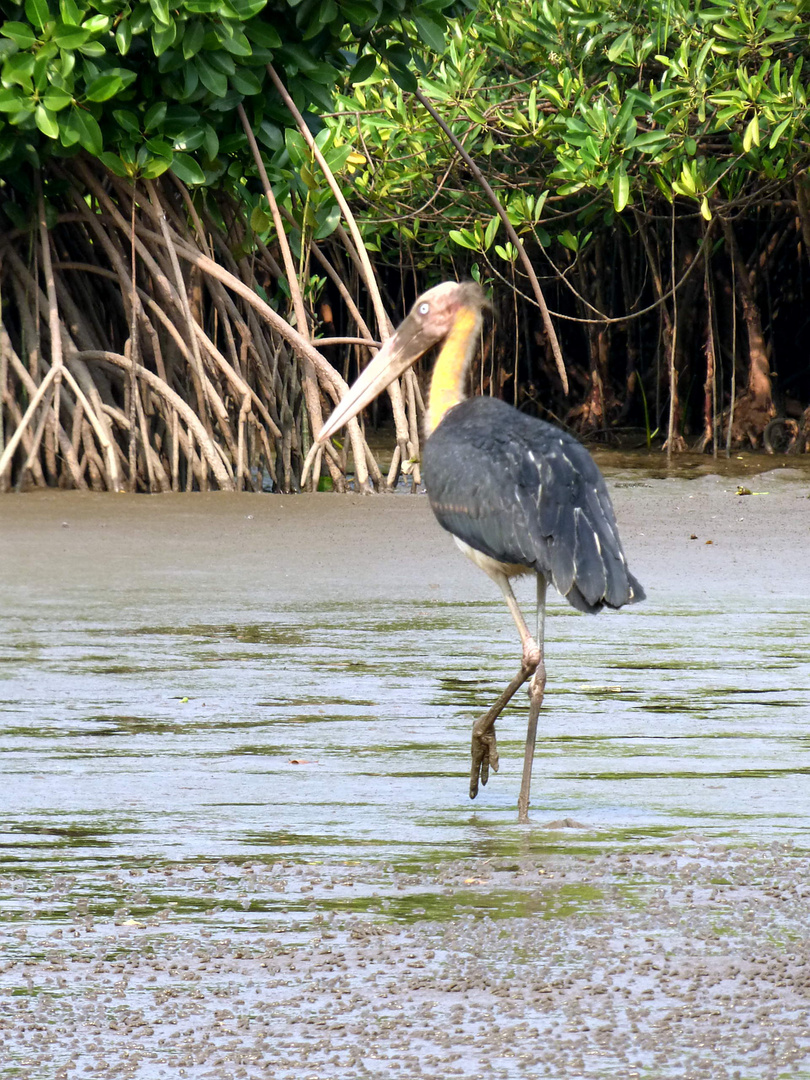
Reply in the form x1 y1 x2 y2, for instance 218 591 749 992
470 717 499 800
468 649 540 802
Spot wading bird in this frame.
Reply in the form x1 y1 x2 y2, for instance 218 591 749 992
317 281 644 822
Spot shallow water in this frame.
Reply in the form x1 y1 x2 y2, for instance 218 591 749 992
2 592 810 876
2 483 810 870
2 487 810 1078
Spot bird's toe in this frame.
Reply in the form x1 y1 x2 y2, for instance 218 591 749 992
470 724 499 799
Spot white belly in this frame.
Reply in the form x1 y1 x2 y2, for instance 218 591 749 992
453 537 532 580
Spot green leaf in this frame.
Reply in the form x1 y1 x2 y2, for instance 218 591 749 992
230 69 261 95
98 150 131 177
82 14 110 33
171 152 206 184
113 108 140 134
3 53 35 90
149 0 171 26
170 127 205 151
612 165 630 212
257 119 283 150
144 101 167 131
0 22 36 48
219 28 251 56
59 0 81 24
182 20 206 58
206 49 236 76
448 228 479 251
158 47 184 75
144 135 173 157
64 107 103 154
85 73 124 102
768 116 792 149
180 63 199 98
317 125 333 151
140 155 172 178
245 22 281 48
743 114 760 151
299 74 334 110
678 161 697 195
314 201 341 239
284 126 308 164
201 123 218 159
33 51 51 92
25 0 51 30
35 103 59 137
607 29 633 63
196 55 228 96
152 23 176 55
324 143 352 173
228 0 265 17
51 19 88 46
250 204 271 232
389 64 417 93
340 0 377 23
42 86 72 111
628 130 669 153
484 215 499 249
349 53 376 84
164 105 203 133
115 19 132 54
413 13 445 53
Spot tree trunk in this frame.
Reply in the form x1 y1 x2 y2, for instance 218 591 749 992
795 173 810 273
722 219 774 447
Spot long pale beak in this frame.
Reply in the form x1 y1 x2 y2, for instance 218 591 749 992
317 316 435 443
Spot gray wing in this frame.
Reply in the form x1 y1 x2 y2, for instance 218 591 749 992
423 398 644 613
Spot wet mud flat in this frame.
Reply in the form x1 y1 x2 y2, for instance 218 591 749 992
1 468 810 1078
2 844 810 1079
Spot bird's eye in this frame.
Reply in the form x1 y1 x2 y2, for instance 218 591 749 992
418 302 429 316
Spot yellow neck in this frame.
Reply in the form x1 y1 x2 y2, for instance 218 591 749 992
426 306 480 434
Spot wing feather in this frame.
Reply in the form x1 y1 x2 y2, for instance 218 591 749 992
423 397 645 612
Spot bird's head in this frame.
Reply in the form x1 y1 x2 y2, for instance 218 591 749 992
317 280 488 443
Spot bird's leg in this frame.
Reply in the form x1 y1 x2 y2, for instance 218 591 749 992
517 578 547 823
470 573 541 800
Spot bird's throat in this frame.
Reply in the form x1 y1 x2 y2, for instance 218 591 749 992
427 305 480 435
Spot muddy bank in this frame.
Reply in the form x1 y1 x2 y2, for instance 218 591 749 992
2 466 810 606
1 471 810 1078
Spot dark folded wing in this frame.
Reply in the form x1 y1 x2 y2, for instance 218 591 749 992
423 397 644 613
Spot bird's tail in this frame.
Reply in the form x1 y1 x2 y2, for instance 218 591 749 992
564 570 645 613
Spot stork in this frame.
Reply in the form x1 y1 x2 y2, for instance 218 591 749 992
317 281 644 822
